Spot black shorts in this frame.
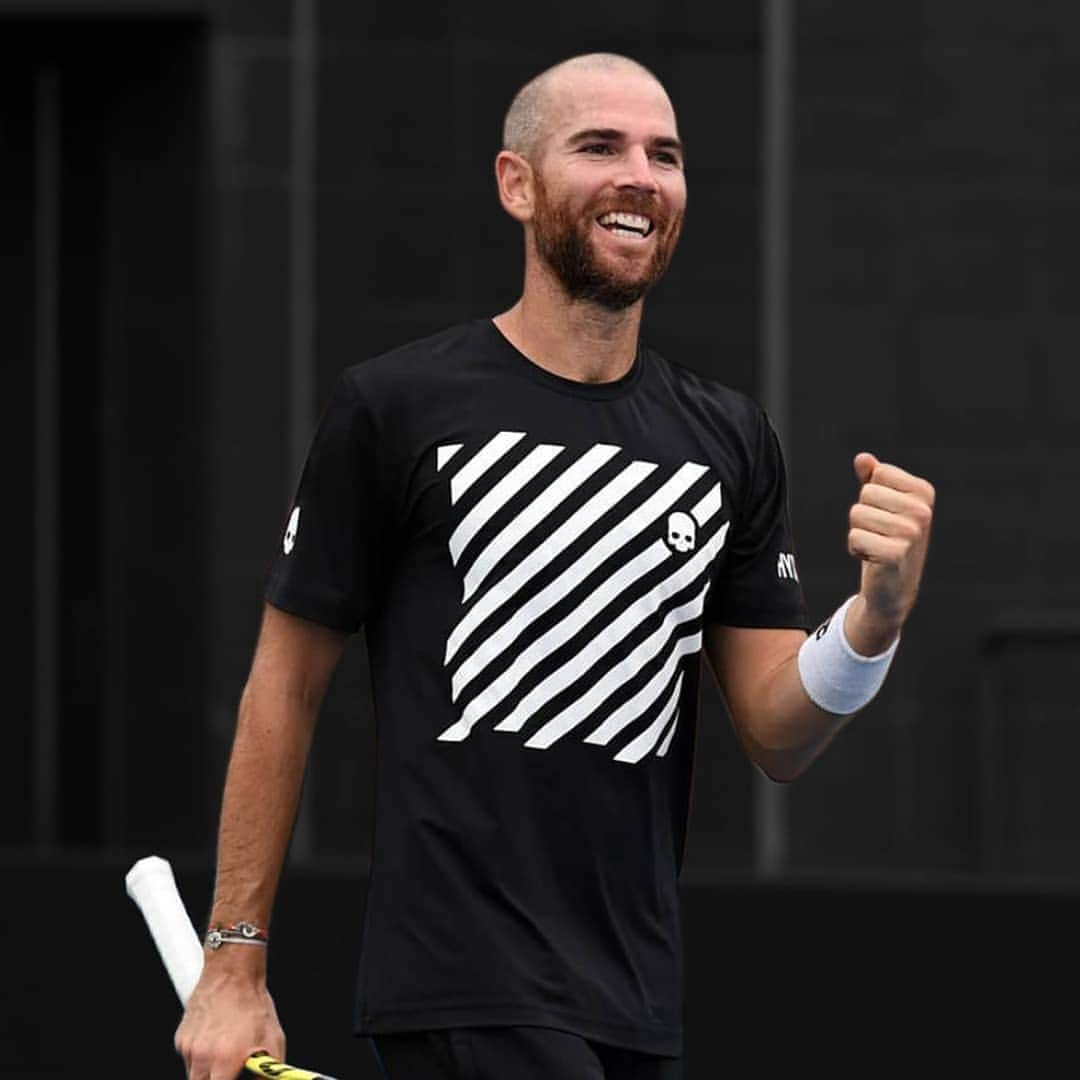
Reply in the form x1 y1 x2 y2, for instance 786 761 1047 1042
370 1026 683 1080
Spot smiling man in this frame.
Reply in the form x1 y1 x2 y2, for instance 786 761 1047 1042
495 54 686 376
175 54 934 1080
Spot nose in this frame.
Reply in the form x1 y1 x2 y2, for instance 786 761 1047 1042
616 145 659 193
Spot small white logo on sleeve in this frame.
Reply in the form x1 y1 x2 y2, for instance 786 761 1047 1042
283 506 301 555
777 552 798 581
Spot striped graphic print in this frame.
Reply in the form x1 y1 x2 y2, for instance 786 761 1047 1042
435 432 729 764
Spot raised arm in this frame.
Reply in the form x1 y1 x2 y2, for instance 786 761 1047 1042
704 452 934 782
174 601 347 1080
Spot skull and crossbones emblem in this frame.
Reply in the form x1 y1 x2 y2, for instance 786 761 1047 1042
666 511 696 553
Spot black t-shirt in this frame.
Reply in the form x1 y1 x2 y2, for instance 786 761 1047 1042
265 319 810 1056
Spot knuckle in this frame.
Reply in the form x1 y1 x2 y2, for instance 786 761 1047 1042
898 517 920 541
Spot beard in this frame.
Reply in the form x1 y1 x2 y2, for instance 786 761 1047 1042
531 172 683 312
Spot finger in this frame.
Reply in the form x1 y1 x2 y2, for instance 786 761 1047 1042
211 1064 247 1080
207 1053 249 1080
849 503 922 541
853 451 878 486
857 482 934 520
185 1053 209 1080
848 527 909 563
864 462 936 505
189 1044 254 1080
252 1040 288 1065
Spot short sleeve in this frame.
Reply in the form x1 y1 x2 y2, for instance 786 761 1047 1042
264 371 388 633
705 411 811 630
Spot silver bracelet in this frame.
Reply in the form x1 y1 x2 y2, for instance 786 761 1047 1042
204 920 268 950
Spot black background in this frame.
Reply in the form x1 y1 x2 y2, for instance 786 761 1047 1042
4 0 1080 1074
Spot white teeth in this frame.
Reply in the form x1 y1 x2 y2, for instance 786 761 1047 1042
598 211 652 234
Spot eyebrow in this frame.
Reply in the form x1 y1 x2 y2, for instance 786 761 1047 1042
566 128 686 159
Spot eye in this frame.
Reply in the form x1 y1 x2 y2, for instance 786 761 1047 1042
652 150 682 167
580 143 615 155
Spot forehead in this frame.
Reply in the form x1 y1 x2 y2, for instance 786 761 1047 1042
543 67 679 146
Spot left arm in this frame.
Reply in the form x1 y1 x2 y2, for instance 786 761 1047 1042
705 623 838 783
704 452 935 783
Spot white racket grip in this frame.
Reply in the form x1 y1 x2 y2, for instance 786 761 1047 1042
126 855 205 1006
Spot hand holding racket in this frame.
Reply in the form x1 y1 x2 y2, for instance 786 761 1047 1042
126 855 338 1079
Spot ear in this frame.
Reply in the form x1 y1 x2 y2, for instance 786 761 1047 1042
495 149 535 224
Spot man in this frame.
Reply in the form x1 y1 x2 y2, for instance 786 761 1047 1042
176 53 934 1079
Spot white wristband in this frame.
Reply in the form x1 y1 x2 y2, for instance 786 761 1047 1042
797 595 899 716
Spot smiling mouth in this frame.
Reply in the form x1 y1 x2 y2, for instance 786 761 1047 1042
596 211 654 238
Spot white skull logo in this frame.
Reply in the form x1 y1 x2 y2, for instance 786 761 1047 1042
283 506 301 555
667 511 696 553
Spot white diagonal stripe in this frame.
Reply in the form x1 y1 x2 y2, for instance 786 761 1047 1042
581 629 704 748
452 538 670 709
442 459 663 666
691 481 723 526
491 520 728 737
656 701 680 757
449 444 564 566
514 572 708 749
437 444 462 471
462 443 621 601
450 431 526 505
614 674 683 764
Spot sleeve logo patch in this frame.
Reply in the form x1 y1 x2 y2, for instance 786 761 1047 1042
777 551 799 581
283 506 301 555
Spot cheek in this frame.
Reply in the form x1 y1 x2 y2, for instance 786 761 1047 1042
664 180 687 218
540 183 589 223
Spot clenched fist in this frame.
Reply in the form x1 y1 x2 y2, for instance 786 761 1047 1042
845 452 935 655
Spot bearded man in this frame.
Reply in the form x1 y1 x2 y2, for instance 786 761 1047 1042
175 53 935 1080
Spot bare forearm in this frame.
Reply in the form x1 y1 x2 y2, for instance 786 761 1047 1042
209 682 316 929
734 652 850 783
176 604 345 1073
175 686 316 1071
206 604 343 938
726 598 901 781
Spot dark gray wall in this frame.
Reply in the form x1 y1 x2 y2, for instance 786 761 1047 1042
3 17 210 850
786 1 1080 876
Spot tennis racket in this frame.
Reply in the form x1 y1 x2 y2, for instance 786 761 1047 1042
125 854 339 1080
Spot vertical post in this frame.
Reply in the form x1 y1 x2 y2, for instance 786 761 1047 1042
288 0 319 861
756 0 794 877
101 121 127 854
33 66 61 853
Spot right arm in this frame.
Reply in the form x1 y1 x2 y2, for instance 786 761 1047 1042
174 602 347 1080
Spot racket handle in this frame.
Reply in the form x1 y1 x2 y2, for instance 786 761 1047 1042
125 855 204 1005
126 856 341 1079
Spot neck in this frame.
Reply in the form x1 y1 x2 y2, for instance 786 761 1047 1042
493 262 644 384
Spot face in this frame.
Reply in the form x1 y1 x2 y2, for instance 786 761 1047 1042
528 67 687 311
